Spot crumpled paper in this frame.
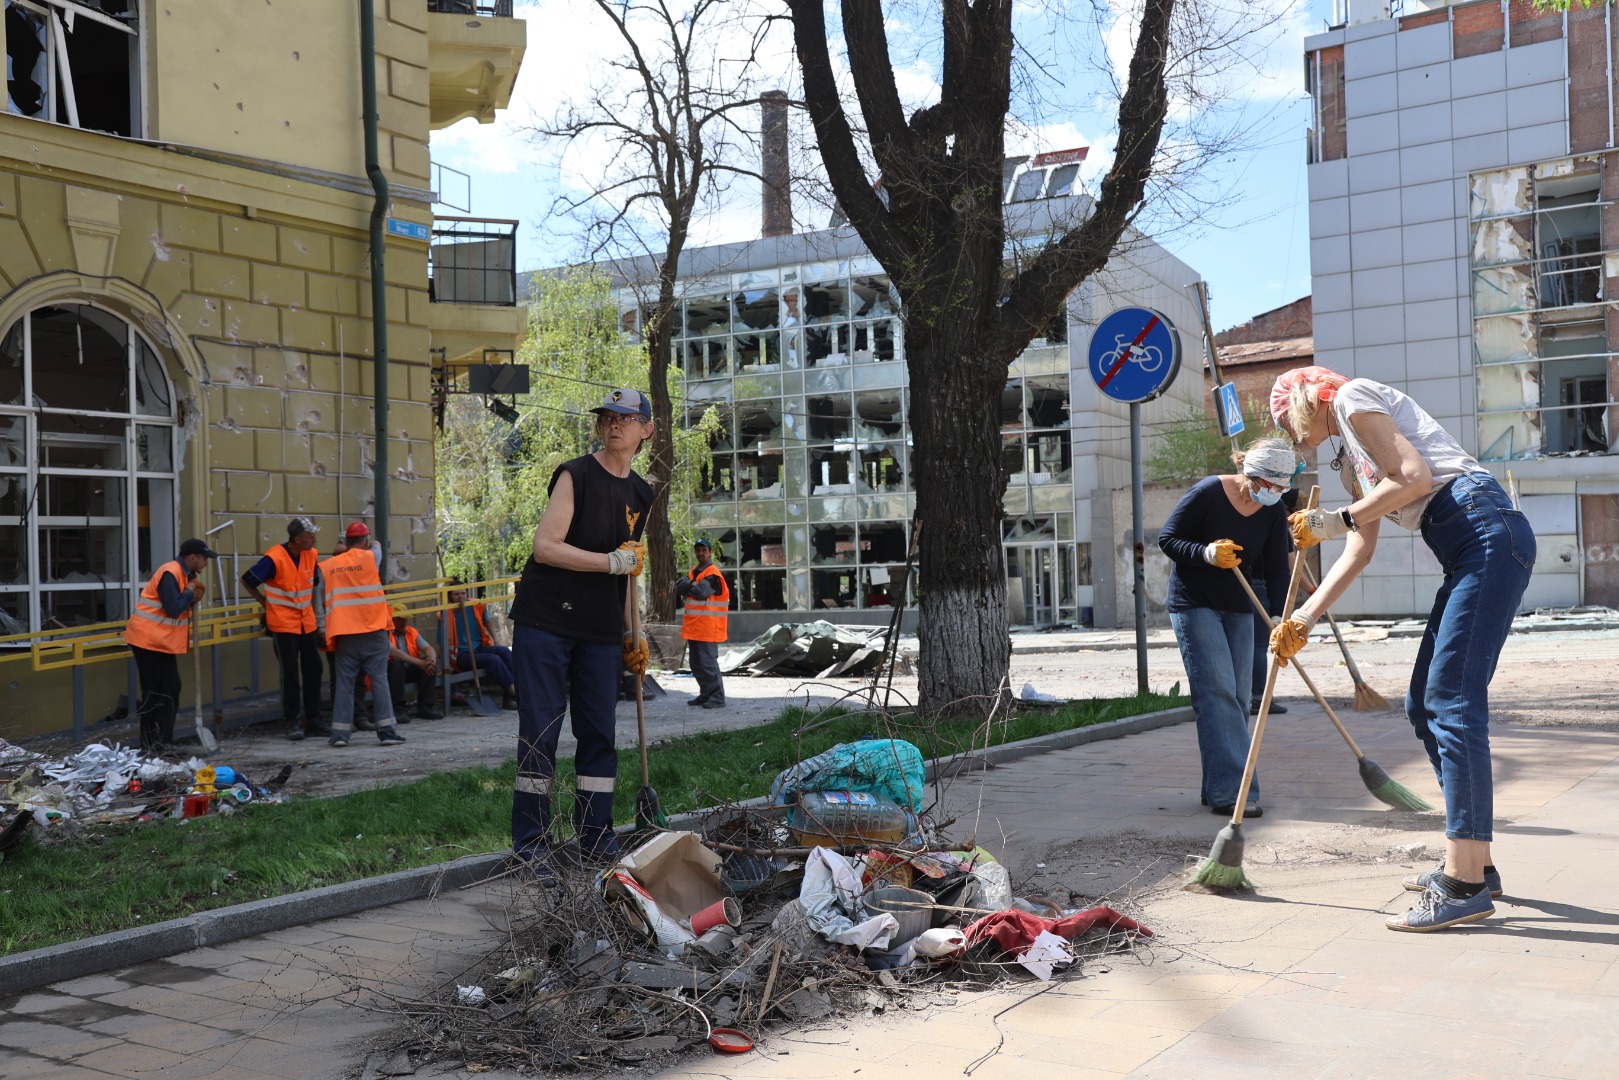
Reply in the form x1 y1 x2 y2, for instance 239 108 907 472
797 847 898 951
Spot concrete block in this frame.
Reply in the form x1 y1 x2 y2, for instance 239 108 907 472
1354 341 1407 382
390 476 432 517
1508 123 1568 166
1395 21 1450 69
1311 233 1351 275
1314 310 1354 352
1310 195 1350 237
0 172 16 217
1399 100 1452 147
1405 297 1462 339
1452 91 1508 139
1400 141 1454 186
1506 38 1567 89
388 58 429 106
1350 225 1405 269
384 248 429 290
279 228 333 272
159 203 220 252
285 390 338 433
1397 62 1452 108
252 263 306 309
111 196 160 282
390 323 430 360
1313 346 1356 374
391 134 431 184
282 309 335 352
388 0 430 32
1349 148 1402 193
1406 334 1463 380
227 473 284 513
307 273 361 316
1353 304 1407 347
172 292 225 337
191 253 252 301
142 248 193 308
284 475 341 517
1314 271 1352 313
218 300 281 346
223 385 284 429
1406 374 1464 419
1507 80 1568 130
221 218 278 262
1400 179 1454 225
1402 257 1462 303
255 429 312 474
1351 265 1403 307
332 236 370 276
1308 158 1350 200
0 218 43 284
1404 218 1457 262
1520 493 1577 533
0 922 198 997
207 428 256 471
1452 50 1506 97
1350 189 1401 231
1346 31 1397 78
1345 72 1399 119
391 401 434 443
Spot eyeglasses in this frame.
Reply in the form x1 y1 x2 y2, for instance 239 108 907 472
600 413 648 427
1251 476 1284 493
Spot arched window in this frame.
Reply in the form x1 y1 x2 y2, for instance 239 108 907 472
0 303 180 634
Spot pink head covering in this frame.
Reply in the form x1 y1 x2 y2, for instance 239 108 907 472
1270 365 1350 429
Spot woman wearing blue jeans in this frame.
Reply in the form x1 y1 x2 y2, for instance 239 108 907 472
1269 366 1534 933
1159 439 1296 819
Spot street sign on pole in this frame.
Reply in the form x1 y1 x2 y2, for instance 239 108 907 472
1087 306 1182 405
1088 307 1183 696
1215 381 1245 439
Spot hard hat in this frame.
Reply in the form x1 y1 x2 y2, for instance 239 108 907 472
390 603 407 619
344 521 370 539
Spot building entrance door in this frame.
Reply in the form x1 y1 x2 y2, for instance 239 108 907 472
1005 543 1078 629
1581 494 1619 607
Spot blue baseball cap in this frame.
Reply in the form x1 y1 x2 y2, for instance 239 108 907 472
592 388 652 420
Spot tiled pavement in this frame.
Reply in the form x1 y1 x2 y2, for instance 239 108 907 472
4 643 1619 1078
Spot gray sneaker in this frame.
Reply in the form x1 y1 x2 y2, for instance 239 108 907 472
1402 862 1503 898
1387 883 1494 932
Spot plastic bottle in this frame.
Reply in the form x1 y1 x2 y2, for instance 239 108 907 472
789 790 908 847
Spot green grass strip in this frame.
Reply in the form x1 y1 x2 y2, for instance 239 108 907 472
0 691 1183 955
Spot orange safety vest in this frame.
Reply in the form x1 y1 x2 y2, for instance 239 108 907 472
320 547 390 649
391 624 423 659
680 562 730 643
444 604 492 671
261 544 318 634
124 560 192 654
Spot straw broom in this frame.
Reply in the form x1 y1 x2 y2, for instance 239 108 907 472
1187 486 1318 891
1298 560 1390 711
1231 568 1429 811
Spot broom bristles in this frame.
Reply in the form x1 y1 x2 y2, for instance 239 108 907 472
1186 824 1253 891
1351 679 1390 712
1368 776 1432 811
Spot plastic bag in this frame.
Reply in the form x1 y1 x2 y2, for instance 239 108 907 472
770 738 926 812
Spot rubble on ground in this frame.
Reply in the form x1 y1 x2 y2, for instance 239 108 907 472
720 621 912 678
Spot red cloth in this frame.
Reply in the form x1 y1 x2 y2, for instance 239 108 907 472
962 906 1152 953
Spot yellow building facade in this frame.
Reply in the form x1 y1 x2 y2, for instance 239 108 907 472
0 0 525 736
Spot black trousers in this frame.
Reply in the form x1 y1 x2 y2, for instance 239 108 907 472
273 630 324 725
387 658 439 714
131 645 181 751
688 639 724 704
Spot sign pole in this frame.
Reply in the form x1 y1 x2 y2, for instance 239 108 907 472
1130 402 1148 696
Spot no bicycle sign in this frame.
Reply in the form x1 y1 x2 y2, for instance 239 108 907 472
1087 307 1181 404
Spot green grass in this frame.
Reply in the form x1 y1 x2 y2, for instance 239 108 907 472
0 691 1185 954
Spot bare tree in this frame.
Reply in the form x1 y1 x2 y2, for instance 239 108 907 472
785 0 1187 711
536 0 782 620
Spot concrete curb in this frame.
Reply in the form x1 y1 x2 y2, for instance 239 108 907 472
0 853 506 997
0 705 1193 997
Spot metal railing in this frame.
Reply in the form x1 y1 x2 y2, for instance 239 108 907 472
428 0 515 16
429 217 519 306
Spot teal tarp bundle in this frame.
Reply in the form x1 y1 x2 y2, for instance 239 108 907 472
770 738 925 813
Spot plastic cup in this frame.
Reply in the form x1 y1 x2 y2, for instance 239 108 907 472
689 896 741 936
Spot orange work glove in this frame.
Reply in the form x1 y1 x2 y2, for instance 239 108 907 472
1289 508 1351 550
607 540 647 577
1268 616 1313 665
1203 539 1243 569
621 632 650 675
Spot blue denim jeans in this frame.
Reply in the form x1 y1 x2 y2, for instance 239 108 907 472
1410 472 1534 843
1170 606 1258 808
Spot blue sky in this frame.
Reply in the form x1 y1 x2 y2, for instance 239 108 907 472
429 0 1335 333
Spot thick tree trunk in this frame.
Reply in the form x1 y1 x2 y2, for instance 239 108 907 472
645 311 677 623
908 327 1011 714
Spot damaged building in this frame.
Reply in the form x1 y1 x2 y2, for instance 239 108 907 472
595 136 1207 637
1306 0 1619 612
0 0 527 737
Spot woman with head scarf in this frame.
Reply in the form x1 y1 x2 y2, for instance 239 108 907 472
1268 366 1534 932
1157 436 1297 820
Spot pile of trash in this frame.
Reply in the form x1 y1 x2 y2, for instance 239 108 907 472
0 738 291 854
720 621 905 678
395 737 1151 1072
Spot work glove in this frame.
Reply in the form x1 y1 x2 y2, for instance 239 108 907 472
1202 539 1243 569
1289 508 1352 549
621 632 650 676
1268 614 1315 665
607 540 647 577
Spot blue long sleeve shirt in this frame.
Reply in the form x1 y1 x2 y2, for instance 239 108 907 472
1158 476 1292 615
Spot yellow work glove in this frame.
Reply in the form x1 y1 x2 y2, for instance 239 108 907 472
607 540 647 577
1202 539 1243 569
621 632 650 676
1289 507 1352 550
1268 615 1314 665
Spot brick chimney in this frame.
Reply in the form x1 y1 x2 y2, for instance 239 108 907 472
760 90 792 238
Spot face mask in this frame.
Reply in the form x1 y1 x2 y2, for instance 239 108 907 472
1250 485 1282 507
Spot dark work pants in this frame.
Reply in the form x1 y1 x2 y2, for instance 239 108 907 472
688 639 724 704
388 658 439 714
131 645 182 751
273 630 324 727
458 643 515 690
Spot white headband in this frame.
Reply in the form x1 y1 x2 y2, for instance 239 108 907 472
1242 445 1297 486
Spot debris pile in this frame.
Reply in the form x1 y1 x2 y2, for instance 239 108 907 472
0 739 291 849
393 737 1151 1073
719 621 904 678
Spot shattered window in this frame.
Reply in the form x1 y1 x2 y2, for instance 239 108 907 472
1471 157 1614 460
5 0 140 138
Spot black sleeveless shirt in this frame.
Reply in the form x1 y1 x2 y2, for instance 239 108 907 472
509 454 655 643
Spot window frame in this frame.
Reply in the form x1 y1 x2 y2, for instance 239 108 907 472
4 0 143 139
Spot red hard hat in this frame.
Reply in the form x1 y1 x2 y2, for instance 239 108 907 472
344 521 370 539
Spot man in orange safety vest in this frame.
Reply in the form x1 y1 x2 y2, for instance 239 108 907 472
674 537 728 709
242 517 329 741
320 522 406 747
124 538 217 753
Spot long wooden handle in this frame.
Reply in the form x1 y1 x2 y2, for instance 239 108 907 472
1230 566 1365 760
1230 485 1318 825
632 573 649 788
1296 559 1371 685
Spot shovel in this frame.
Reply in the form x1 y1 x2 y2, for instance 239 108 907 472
192 609 218 754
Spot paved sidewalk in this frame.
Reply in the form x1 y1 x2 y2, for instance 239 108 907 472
3 634 1617 1078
